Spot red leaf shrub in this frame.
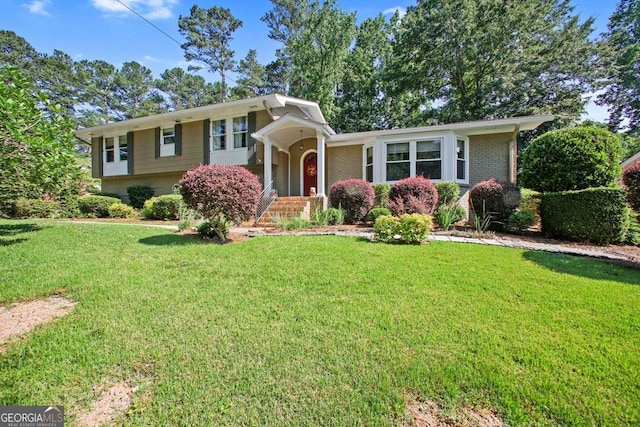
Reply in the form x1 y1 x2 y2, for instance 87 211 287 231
388 176 438 216
329 179 374 224
623 160 640 213
469 178 520 226
179 164 261 224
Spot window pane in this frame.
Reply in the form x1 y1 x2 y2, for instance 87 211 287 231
233 116 247 132
416 160 441 180
162 128 175 145
105 137 114 163
417 140 440 160
387 142 409 161
457 159 465 180
366 165 373 182
119 135 128 161
386 162 410 181
366 147 373 165
213 135 225 151
234 132 247 148
105 137 114 149
457 139 465 160
212 120 225 135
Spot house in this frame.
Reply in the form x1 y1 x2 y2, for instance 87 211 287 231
75 94 553 211
622 151 640 171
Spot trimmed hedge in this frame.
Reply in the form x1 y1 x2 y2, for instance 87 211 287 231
435 181 460 206
622 160 640 213
469 179 520 227
374 214 432 244
366 207 392 223
373 183 391 208
127 185 155 209
108 202 138 218
13 198 60 218
540 187 629 244
388 176 438 216
77 195 120 218
141 194 182 220
329 179 374 224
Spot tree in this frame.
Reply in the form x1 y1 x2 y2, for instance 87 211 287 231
155 67 220 111
0 67 80 214
39 50 79 118
232 49 268 99
178 5 242 102
393 0 599 129
114 61 157 119
75 59 118 125
0 30 39 79
598 0 640 133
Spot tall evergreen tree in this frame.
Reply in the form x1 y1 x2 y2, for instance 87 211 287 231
114 61 158 119
75 59 118 125
232 49 268 99
155 67 220 111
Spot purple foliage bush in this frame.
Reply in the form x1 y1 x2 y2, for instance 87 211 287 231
329 179 374 224
623 160 640 213
388 176 438 216
469 178 521 225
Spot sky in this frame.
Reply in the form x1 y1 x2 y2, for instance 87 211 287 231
0 0 619 122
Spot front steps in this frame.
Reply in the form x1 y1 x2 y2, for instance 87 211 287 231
256 197 315 227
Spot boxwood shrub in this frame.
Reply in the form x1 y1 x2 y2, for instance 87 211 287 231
373 183 391 208
77 195 120 218
13 198 60 218
374 214 432 245
540 187 629 244
141 194 182 220
435 181 460 206
127 185 155 209
366 207 392 223
108 202 138 218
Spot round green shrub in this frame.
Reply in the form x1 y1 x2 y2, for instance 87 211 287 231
435 181 460 206
374 213 432 244
13 198 60 218
507 210 535 233
373 183 391 208
366 207 392 223
127 185 155 209
519 126 622 192
469 179 520 227
329 179 374 224
623 160 640 213
388 176 438 216
77 195 120 217
141 194 182 220
318 207 344 225
108 202 138 218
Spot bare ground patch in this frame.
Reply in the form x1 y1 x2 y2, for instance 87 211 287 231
403 395 504 427
75 381 137 427
0 296 76 351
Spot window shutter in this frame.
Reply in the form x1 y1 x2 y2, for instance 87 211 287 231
175 123 183 156
96 137 103 177
127 132 134 175
155 127 160 158
247 111 257 165
203 119 210 164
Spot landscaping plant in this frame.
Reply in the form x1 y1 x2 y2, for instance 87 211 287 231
622 159 640 213
388 176 438 216
12 198 60 218
107 202 138 219
435 181 460 206
372 183 391 208
77 195 120 218
141 195 182 220
469 179 520 229
434 203 466 231
328 179 374 224
127 185 155 209
365 207 392 223
374 213 432 244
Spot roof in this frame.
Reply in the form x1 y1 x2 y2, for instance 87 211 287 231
622 151 640 169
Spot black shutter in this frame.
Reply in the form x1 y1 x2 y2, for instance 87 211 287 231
96 137 103 177
203 119 210 164
175 123 182 156
127 132 134 175
154 127 160 158
247 111 257 165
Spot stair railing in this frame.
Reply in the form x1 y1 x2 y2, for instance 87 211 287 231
255 180 277 224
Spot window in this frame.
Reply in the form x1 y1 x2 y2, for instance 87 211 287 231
118 135 128 161
212 119 226 151
386 142 410 181
416 139 441 180
365 146 373 182
456 138 466 180
160 127 175 157
233 116 248 149
104 137 115 163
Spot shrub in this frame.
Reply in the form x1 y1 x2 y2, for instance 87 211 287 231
127 185 155 209
96 192 121 200
273 214 314 230
108 202 138 218
141 194 182 220
435 181 460 206
520 188 542 225
179 164 261 240
469 179 520 228
373 183 391 208
540 188 629 244
434 203 466 231
315 207 344 226
507 210 535 233
622 160 640 213
77 195 120 217
13 198 60 218
374 214 432 244
519 126 622 192
366 207 392 223
197 217 233 240
329 179 374 224
388 176 438 216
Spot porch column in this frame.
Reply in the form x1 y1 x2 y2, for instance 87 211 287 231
264 135 273 189
316 130 326 197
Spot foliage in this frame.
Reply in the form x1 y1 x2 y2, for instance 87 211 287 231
12 198 60 218
107 202 138 219
178 5 243 102
520 188 542 225
625 209 640 245
372 183 391 208
622 160 640 212
314 207 344 226
471 200 494 234
127 185 155 209
519 127 623 192
0 66 81 216
196 217 233 240
179 164 261 240
273 214 314 230
178 200 197 232
598 0 640 132
507 210 535 233
232 49 269 99
434 203 466 231
328 179 374 224
540 188 629 244
365 207 392 223
96 192 121 200
141 195 182 220
155 67 220 111
374 213 432 244
77 195 120 218
435 181 461 206
469 179 521 228
388 176 438 216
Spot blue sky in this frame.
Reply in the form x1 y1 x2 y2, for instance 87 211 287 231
0 0 618 122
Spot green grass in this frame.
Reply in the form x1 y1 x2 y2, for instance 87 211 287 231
0 220 639 426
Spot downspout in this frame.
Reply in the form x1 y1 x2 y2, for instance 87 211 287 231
509 124 520 183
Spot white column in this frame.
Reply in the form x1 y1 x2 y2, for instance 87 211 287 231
316 130 326 197
264 135 273 189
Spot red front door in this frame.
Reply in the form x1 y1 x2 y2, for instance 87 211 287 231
303 152 317 196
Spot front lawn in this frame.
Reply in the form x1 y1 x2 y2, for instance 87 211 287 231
0 221 638 425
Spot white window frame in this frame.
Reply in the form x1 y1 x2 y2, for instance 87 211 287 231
103 134 128 176
385 141 412 182
210 116 250 153
160 127 176 157
415 139 443 181
365 146 374 183
232 116 248 149
455 137 469 183
211 119 226 151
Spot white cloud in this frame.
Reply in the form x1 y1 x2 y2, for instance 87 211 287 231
24 0 51 16
383 6 406 19
90 0 178 19
143 55 159 62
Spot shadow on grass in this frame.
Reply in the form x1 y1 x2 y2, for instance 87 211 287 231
138 234 204 246
523 251 640 285
0 223 43 246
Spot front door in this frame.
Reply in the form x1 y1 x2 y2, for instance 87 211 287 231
303 152 317 196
